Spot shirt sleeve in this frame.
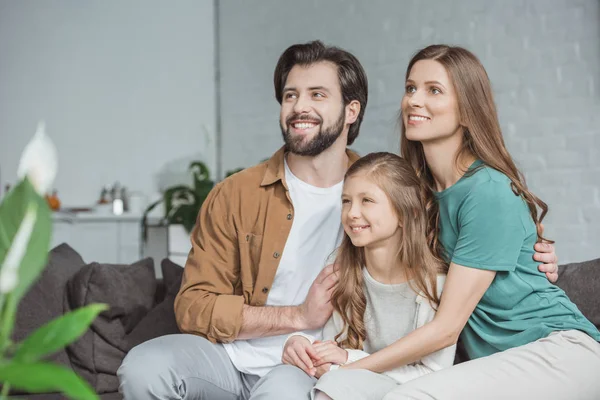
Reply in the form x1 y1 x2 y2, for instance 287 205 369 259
174 181 245 343
451 180 527 272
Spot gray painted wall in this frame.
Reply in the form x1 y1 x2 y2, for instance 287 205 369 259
0 0 216 207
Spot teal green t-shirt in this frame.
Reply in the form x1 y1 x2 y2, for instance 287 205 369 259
435 160 600 359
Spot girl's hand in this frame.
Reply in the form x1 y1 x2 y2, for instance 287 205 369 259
282 336 320 376
312 340 348 366
314 362 333 379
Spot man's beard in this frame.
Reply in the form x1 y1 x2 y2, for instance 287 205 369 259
280 108 345 156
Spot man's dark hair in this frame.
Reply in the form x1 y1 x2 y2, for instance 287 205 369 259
273 40 368 146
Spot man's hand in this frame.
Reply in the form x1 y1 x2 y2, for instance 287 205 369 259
535 224 559 283
299 264 338 330
282 336 319 376
312 340 348 367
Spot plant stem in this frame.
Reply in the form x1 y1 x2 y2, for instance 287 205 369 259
0 294 4 323
0 294 15 354
0 382 10 398
0 294 15 399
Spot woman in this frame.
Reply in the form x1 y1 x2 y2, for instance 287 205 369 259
332 45 600 399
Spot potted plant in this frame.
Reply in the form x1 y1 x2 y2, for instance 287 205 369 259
0 123 105 399
142 163 244 245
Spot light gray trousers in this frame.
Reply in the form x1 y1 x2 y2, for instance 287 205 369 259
117 334 316 400
383 330 600 400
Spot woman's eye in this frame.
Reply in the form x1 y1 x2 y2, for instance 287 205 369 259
405 85 416 93
285 93 297 99
362 198 372 203
313 92 325 98
341 199 350 204
431 87 441 95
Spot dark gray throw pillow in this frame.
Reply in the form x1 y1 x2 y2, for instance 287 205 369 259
65 258 156 393
556 257 600 329
161 257 185 295
14 243 86 366
123 258 184 351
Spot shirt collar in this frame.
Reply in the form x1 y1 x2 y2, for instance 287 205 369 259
260 146 361 188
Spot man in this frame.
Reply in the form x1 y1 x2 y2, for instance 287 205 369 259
118 41 558 399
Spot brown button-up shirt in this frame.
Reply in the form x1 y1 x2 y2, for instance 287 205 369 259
174 146 360 343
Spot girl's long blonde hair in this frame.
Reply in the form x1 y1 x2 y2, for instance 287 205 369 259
332 152 448 350
400 45 551 242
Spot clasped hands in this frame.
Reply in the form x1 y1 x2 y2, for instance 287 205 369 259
282 336 348 379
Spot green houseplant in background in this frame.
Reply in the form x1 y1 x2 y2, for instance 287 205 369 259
142 162 244 236
0 123 106 400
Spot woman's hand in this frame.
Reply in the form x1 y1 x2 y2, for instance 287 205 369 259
312 340 348 367
282 336 320 376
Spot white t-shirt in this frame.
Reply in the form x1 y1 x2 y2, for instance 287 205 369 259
223 158 344 377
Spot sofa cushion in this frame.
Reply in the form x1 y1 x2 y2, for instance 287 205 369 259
161 257 185 295
65 258 156 394
123 258 184 351
556 257 600 329
14 243 86 365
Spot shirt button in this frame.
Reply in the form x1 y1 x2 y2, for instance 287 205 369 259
262 287 269 293
273 252 280 258
286 213 292 220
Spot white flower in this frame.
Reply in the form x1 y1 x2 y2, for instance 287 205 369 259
0 204 37 294
17 121 58 196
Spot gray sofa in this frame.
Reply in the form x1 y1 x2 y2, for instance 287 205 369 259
10 244 600 399
11 244 184 399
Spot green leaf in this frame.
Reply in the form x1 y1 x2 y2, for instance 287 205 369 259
225 167 244 177
164 185 194 216
194 180 213 201
168 205 198 233
13 304 108 363
0 361 98 399
189 162 214 199
0 178 52 303
189 161 210 182
0 294 18 354
0 179 35 264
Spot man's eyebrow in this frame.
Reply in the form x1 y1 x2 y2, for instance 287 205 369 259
308 86 331 93
282 86 332 93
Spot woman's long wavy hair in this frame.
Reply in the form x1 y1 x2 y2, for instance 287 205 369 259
400 45 551 242
332 152 448 350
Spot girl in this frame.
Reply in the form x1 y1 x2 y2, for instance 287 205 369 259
282 152 456 400
336 45 600 400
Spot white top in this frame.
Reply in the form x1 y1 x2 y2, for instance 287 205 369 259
288 273 456 384
223 158 345 377
362 269 418 354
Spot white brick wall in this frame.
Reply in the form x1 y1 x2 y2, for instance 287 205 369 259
217 0 600 263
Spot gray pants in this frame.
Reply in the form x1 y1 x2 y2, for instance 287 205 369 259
117 334 316 400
